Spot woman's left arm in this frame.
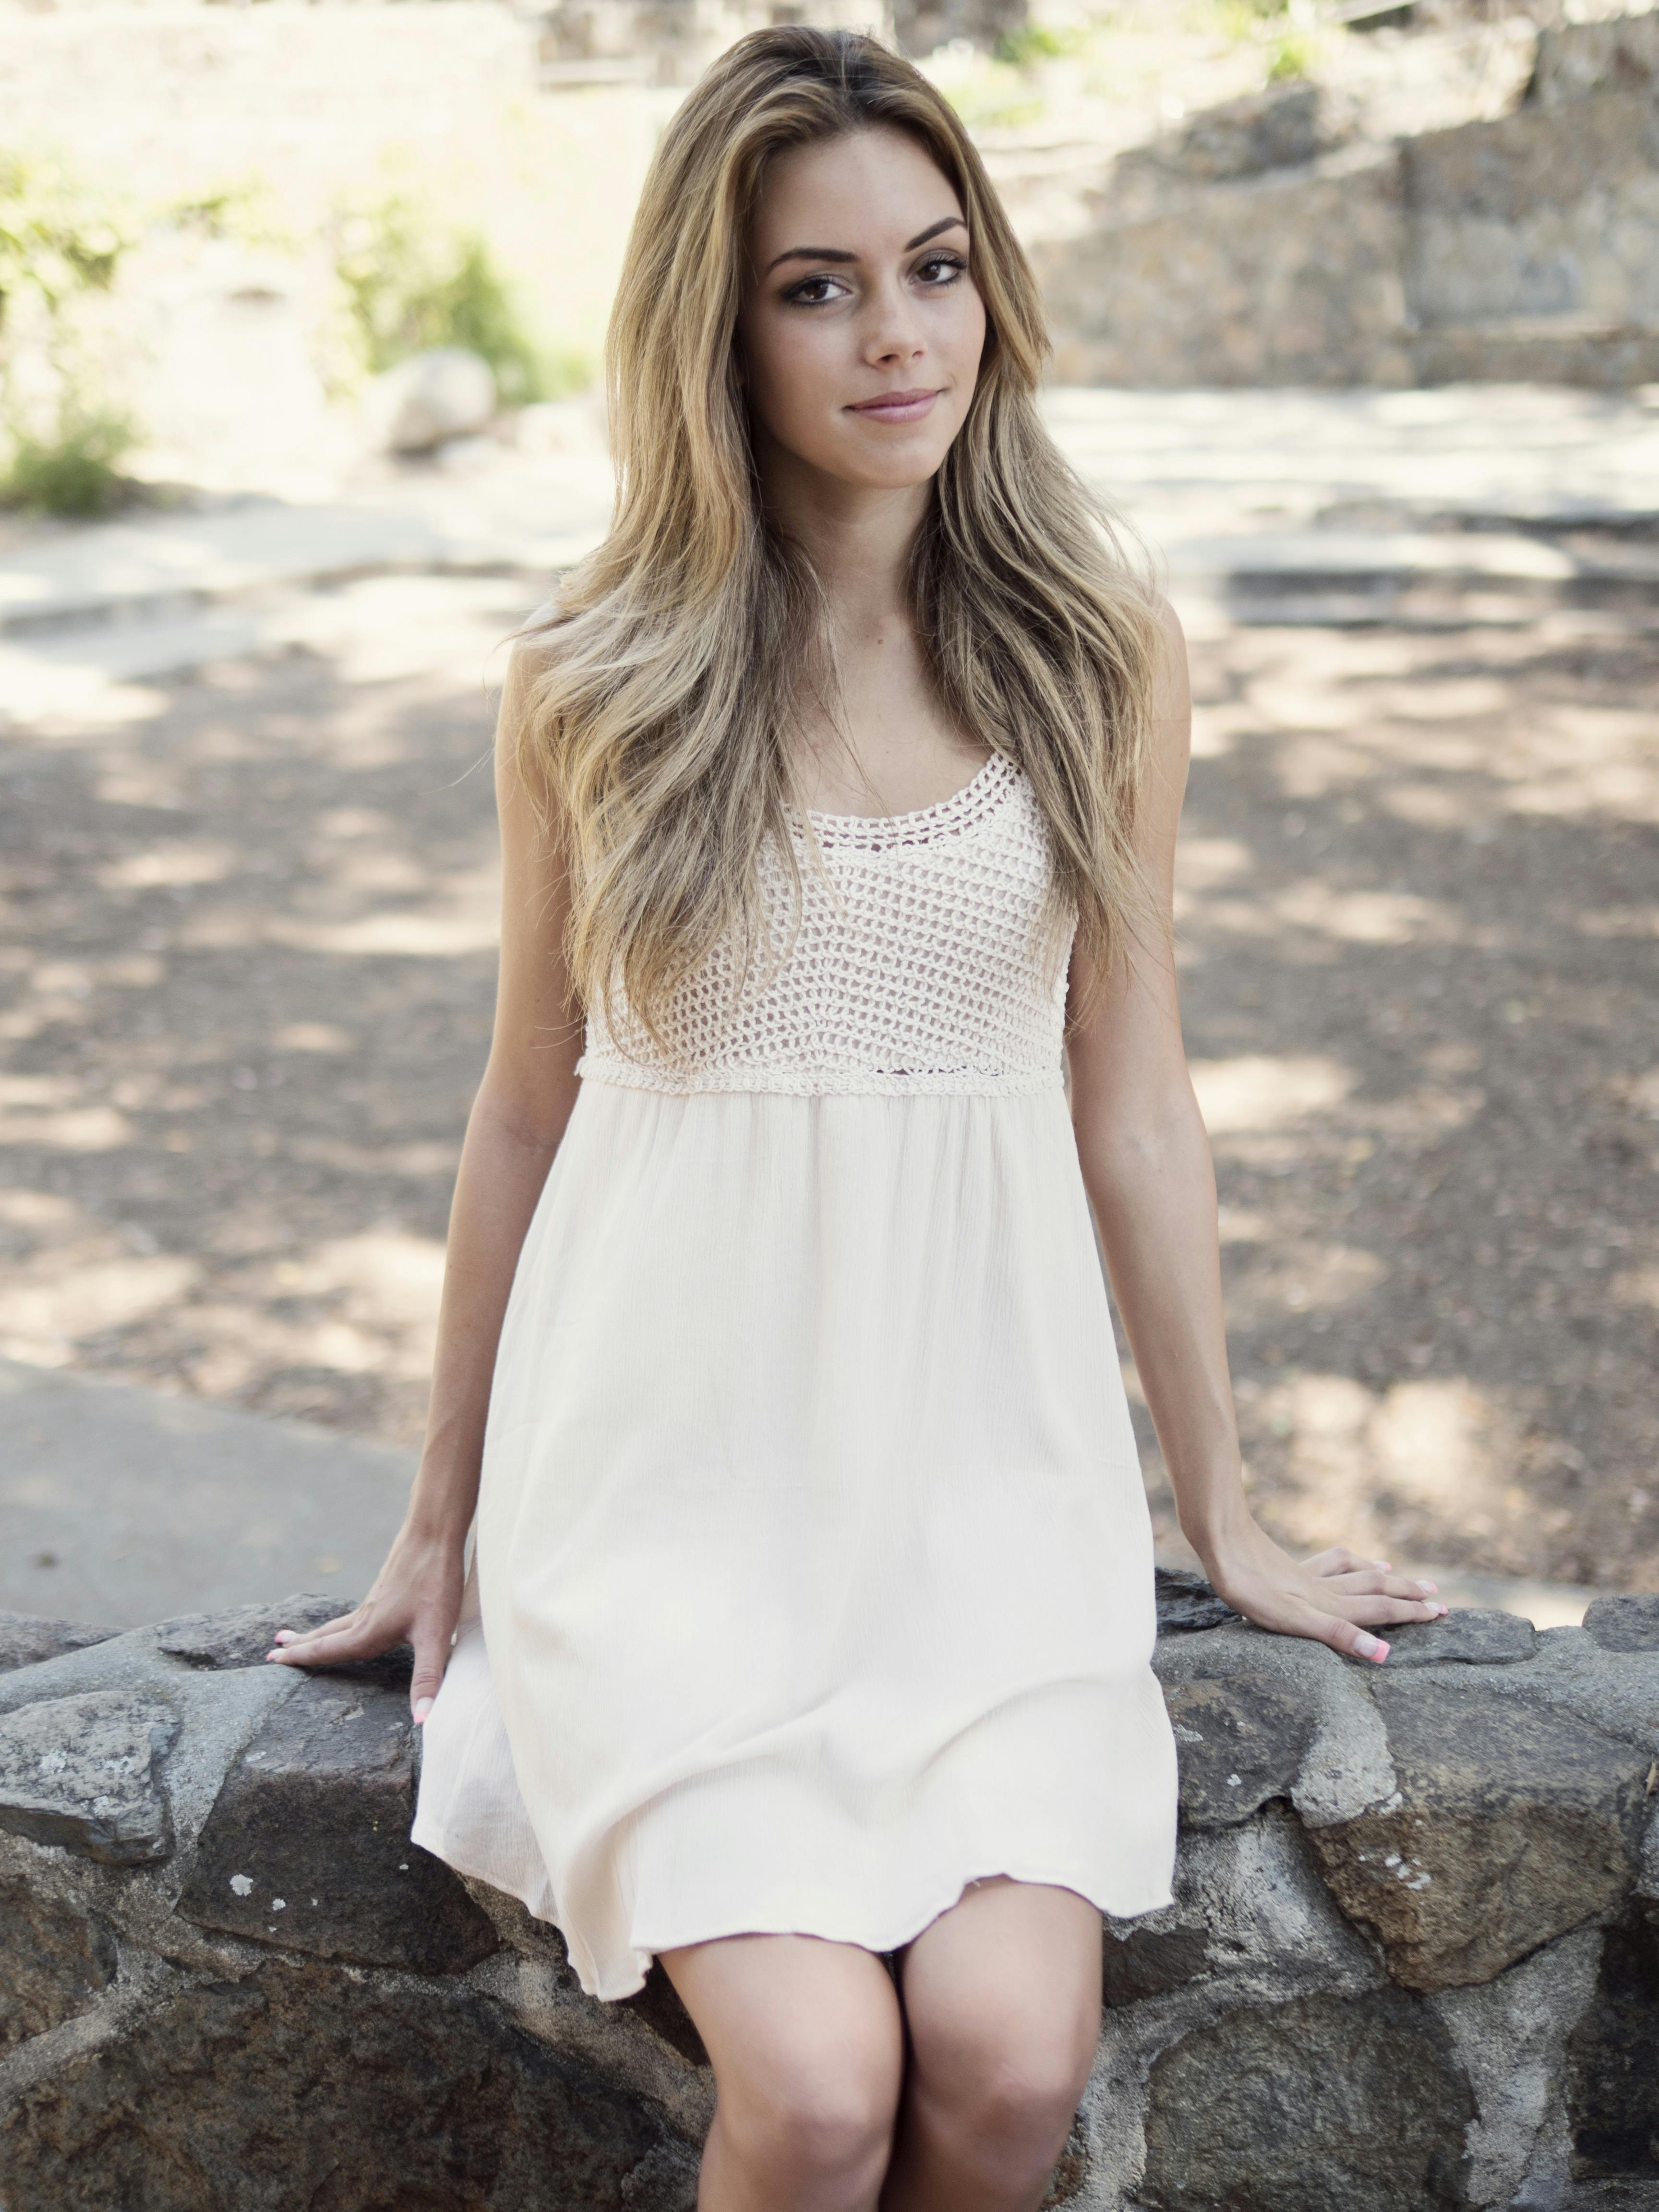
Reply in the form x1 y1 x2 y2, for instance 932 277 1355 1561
1067 601 1445 1663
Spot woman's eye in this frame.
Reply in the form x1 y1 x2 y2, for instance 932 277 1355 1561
785 275 847 307
915 253 966 286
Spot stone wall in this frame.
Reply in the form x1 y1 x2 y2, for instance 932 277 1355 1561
1034 11 1659 390
3 1577 1657 2210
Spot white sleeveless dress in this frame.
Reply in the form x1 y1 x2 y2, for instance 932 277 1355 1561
412 753 1178 1999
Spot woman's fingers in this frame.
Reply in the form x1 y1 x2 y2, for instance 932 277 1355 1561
1223 1574 1447 1654
266 1599 457 1725
1301 1545 1378 1580
1301 1607 1393 1665
1322 1567 1443 1602
409 1635 452 1726
265 1606 398 1668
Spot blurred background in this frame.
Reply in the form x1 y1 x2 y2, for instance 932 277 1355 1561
0 0 1655 1631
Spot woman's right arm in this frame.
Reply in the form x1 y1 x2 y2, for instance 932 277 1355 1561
266 644 584 1718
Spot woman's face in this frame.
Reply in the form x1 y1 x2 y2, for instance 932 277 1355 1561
737 125 987 493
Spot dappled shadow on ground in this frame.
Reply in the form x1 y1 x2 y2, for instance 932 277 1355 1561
1 594 1655 1588
0 615 515 1446
1150 613 1659 1590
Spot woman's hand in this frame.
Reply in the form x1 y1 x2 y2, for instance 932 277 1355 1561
264 1521 467 1723
1199 1515 1448 1665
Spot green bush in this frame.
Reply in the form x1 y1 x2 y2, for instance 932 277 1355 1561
0 157 136 515
0 155 127 326
1 402 133 517
992 23 1082 68
334 190 565 408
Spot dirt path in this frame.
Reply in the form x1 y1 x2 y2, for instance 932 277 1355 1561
2 583 1655 1591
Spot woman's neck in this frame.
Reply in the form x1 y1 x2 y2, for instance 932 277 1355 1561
756 430 930 639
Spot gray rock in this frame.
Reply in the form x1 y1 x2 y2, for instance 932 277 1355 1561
0 1614 120 1674
1432 1927 1604 2209
363 346 495 455
1384 1606 1539 1668
1306 1680 1649 1990
1101 1922 1209 2008
1166 1672 1317 1826
1565 1909 1659 2182
1582 1596 1659 1655
1155 1565 1239 1635
0 1876 118 2049
1139 1987 1473 2212
154 1592 413 1686
0 1954 700 2212
621 1964 710 2070
174 1673 498 1974
0 1691 178 1865
1155 1622 1398 1828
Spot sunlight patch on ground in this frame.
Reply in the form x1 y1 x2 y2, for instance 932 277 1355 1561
1189 1054 1354 1134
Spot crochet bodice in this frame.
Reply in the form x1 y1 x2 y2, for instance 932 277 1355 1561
576 754 1074 1098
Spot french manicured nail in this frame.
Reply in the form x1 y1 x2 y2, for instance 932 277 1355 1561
264 1649 282 1662
1372 1560 1393 1571
1417 1580 1439 1594
273 1630 294 1644
1354 1632 1389 1662
412 1699 433 1725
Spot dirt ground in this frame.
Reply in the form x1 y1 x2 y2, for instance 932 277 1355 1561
1 580 1656 1592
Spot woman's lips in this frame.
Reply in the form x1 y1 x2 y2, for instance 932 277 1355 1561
845 388 941 423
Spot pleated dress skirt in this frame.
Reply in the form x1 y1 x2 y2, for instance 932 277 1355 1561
412 1076 1178 1999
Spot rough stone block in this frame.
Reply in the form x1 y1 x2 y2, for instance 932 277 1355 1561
1154 1565 1238 1636
1034 148 1410 388
1384 1607 1539 1668
1101 1922 1209 2009
1583 1595 1659 1655
1566 1907 1659 2182
0 1691 178 1866
0 1876 118 2049
1139 1987 1474 2212
1307 1679 1650 1990
1405 93 1659 332
1534 13 1659 107
175 1675 498 1974
0 1954 700 2212
1165 1673 1317 1827
0 1614 120 1675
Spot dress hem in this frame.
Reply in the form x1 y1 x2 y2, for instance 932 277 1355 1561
410 1805 1174 2002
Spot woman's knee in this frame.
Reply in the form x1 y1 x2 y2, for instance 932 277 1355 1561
906 1996 1098 2172
720 2037 900 2188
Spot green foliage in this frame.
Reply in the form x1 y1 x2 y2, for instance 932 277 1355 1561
333 190 560 407
1266 27 1319 78
165 178 293 252
0 401 133 517
992 22 1083 68
0 155 128 330
0 157 136 514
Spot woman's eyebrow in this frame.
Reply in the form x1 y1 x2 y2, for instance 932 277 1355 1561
761 215 967 277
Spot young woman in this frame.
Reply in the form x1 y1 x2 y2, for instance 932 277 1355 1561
269 29 1446 2210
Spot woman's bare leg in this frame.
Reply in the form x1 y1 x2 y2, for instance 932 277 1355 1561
661 1932 906 2212
879 1877 1103 2212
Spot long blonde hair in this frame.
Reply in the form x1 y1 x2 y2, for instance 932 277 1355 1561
517 25 1162 1048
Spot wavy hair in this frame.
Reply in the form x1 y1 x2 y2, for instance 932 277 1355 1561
515 24 1162 1049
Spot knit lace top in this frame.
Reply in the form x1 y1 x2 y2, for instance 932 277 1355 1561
575 753 1073 1098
